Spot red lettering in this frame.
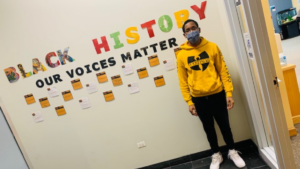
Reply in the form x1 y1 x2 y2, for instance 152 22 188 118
141 20 156 38
92 36 110 54
191 1 207 20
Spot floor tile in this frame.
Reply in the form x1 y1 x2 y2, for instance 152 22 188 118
192 157 211 168
169 155 191 166
193 164 210 169
170 162 192 169
241 153 267 168
190 151 212 161
251 165 271 169
147 161 170 169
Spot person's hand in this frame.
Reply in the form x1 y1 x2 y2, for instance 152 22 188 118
227 97 235 110
189 104 198 116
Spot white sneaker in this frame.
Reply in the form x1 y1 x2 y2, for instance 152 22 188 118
210 152 223 169
228 149 246 168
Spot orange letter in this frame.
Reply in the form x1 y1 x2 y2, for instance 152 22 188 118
174 10 190 28
4 67 19 83
33 58 47 74
125 27 140 44
17 64 32 78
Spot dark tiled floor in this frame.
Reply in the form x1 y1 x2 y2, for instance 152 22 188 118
167 152 269 169
139 140 271 169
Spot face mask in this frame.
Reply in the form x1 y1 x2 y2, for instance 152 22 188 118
186 31 200 45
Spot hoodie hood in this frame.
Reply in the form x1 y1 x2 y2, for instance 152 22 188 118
179 37 209 50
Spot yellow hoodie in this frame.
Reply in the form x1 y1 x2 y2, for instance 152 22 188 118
176 37 233 106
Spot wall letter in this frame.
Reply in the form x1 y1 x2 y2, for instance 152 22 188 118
53 74 63 83
84 64 92 74
174 10 190 28
32 58 47 74
108 57 116 67
36 79 44 88
191 1 207 20
92 36 110 54
121 52 132 63
141 20 156 38
134 49 142 59
4 67 19 83
45 76 53 85
110 31 124 49
75 67 84 76
140 47 148 56
66 69 74 78
17 64 32 78
57 47 75 65
168 38 178 48
158 15 173 32
45 52 60 68
125 27 140 44
92 62 100 71
100 60 108 69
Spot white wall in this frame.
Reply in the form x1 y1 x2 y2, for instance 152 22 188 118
0 0 251 169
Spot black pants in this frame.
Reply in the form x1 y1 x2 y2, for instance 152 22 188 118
192 90 235 154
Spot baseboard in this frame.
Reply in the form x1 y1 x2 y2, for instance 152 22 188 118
137 139 258 169
292 115 300 124
289 128 297 136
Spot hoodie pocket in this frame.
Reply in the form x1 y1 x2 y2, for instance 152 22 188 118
189 74 220 95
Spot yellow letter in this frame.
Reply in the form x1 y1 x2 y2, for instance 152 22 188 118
174 9 190 28
125 27 140 44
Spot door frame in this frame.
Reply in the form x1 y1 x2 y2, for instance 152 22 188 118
0 97 33 168
223 0 296 168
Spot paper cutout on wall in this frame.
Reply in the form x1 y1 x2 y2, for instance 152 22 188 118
111 75 123 86
97 72 108 83
125 27 140 44
4 67 19 83
92 36 111 54
122 63 134 75
32 58 47 74
71 79 83 90
110 31 124 49
191 1 207 20
45 52 60 68
32 111 44 123
174 47 182 58
103 90 115 102
39 97 50 108
141 20 156 38
55 106 66 116
24 94 36 105
174 9 189 28
86 82 98 94
57 47 75 65
17 64 32 78
163 58 176 71
154 75 166 87
79 97 91 109
158 15 173 32
137 67 149 79
47 87 59 97
128 82 140 94
62 90 73 101
148 55 160 67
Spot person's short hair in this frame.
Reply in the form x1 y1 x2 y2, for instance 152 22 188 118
182 19 199 33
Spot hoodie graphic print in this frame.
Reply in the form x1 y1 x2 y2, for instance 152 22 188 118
176 37 233 106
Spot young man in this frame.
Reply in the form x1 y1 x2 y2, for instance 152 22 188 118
176 19 246 169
